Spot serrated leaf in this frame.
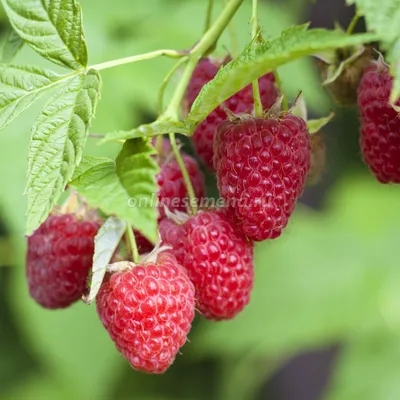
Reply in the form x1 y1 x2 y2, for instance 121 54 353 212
84 216 126 304
307 112 334 134
1 28 24 63
69 140 159 243
1 0 88 70
347 0 400 43
26 69 101 235
0 64 71 131
185 25 378 129
100 119 189 144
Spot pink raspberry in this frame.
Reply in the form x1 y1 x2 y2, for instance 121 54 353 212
96 252 195 374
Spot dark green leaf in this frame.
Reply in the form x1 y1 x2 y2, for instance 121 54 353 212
70 139 159 243
185 26 378 129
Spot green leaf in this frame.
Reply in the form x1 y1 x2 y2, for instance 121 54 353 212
1 0 88 70
1 28 24 63
100 119 190 144
0 64 69 131
325 328 400 400
347 0 400 43
69 139 159 243
84 216 126 304
307 112 335 134
185 25 378 129
26 69 101 235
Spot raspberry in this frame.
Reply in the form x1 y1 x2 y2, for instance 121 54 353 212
214 114 311 241
134 230 153 254
96 252 195 374
26 213 100 309
357 61 400 183
158 217 185 263
185 57 278 170
157 152 205 215
160 210 254 320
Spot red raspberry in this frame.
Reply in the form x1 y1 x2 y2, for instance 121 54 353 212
185 57 279 170
26 213 100 309
157 153 205 215
158 218 185 262
357 61 400 183
214 114 311 241
134 230 153 254
96 252 195 374
160 210 254 320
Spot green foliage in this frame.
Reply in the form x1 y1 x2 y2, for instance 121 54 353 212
325 328 400 400
1 0 88 70
85 216 127 304
1 28 24 63
70 139 159 243
348 0 400 103
307 113 334 134
0 65 66 131
26 69 101 235
100 120 190 143
185 25 378 129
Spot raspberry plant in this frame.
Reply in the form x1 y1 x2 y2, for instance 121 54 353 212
2 0 400 376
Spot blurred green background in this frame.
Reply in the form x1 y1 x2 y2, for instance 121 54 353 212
1 0 400 399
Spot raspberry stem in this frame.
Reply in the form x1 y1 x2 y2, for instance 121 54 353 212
204 0 215 34
158 57 189 114
89 49 185 71
251 0 263 116
169 133 198 215
163 0 244 121
126 226 139 264
346 14 360 36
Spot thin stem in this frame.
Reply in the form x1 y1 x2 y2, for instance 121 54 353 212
204 0 214 33
89 49 185 71
346 14 360 35
158 56 189 114
251 0 263 116
274 70 288 111
164 0 244 120
169 133 198 215
226 0 239 57
126 226 139 264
